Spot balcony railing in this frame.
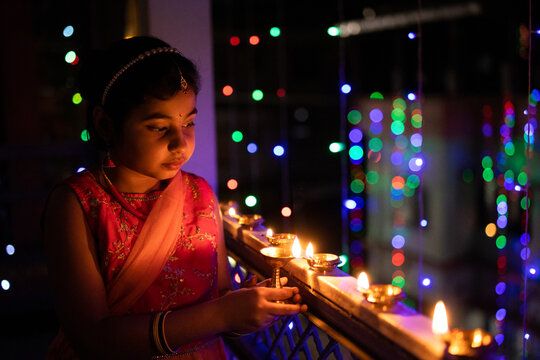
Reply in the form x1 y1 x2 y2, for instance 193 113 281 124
220 204 450 360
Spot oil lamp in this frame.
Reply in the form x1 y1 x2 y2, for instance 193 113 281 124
356 272 404 307
432 301 495 358
305 242 340 273
228 208 263 229
265 229 298 247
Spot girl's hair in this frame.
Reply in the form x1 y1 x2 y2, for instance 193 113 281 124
79 36 200 150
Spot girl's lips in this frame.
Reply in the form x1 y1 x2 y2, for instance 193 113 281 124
162 160 183 170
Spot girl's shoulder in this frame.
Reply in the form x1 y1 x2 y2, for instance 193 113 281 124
182 171 215 201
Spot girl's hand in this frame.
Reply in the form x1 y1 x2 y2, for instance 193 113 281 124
243 276 304 307
220 283 307 334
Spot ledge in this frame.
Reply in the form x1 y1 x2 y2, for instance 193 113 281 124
221 209 447 360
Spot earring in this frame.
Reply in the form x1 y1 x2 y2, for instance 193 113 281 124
103 149 115 168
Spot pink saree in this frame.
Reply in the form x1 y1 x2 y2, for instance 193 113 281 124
47 170 227 359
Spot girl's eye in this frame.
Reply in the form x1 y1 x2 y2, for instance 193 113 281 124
148 126 167 132
183 121 195 128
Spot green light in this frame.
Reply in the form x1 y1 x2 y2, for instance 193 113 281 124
504 170 514 181
392 276 405 288
252 89 264 101
338 254 348 267
368 138 383 152
407 175 420 189
402 298 416 309
347 110 362 124
65 50 77 63
496 194 507 204
231 131 243 142
521 196 530 210
269 27 281 37
403 185 415 197
327 26 340 36
245 195 257 207
390 121 405 135
80 129 90 142
329 142 345 153
482 168 494 182
349 146 364 160
462 169 474 183
369 92 384 99
72 92 82 104
392 98 406 110
481 156 493 169
496 235 507 249
411 114 422 128
504 142 515 156
366 171 379 184
391 108 406 122
350 179 365 193
518 172 528 186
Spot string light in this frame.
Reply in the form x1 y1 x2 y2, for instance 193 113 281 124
273 145 285 157
63 25 74 37
231 131 243 142
227 179 238 190
269 27 281 37
245 195 257 207
229 36 240 46
251 89 264 101
222 85 233 96
249 35 260 45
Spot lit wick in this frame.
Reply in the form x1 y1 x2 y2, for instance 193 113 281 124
357 272 370 292
228 207 237 218
356 271 404 307
306 242 314 259
266 228 273 238
292 237 302 259
432 301 449 336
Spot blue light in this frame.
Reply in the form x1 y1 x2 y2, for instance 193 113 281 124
495 282 506 295
494 334 504 345
495 308 506 321
420 219 428 227
77 167 86 173
408 32 416 39
525 333 530 340
422 277 431 287
273 145 285 157
63 25 74 37
6 244 15 255
407 92 416 101
288 322 294 330
247 143 258 153
530 267 537 276
1 280 10 291
344 199 357 209
391 235 405 249
341 84 352 94
348 128 363 143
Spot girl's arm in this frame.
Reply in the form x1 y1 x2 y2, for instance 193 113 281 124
44 185 304 360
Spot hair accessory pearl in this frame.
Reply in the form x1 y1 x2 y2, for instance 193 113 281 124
101 46 188 106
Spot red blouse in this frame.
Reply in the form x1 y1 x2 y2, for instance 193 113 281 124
60 170 227 358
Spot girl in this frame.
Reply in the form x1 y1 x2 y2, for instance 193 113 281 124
43 36 306 360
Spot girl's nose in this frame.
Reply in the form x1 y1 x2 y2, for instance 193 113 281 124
167 126 186 152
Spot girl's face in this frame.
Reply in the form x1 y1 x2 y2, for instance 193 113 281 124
111 90 197 183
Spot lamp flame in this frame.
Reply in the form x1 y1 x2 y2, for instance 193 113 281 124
471 329 482 348
357 272 370 291
292 237 302 258
228 208 237 217
432 301 449 335
266 228 273 237
306 242 314 259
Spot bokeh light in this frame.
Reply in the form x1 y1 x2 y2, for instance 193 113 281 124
245 195 257 207
273 145 285 157
63 25 74 37
222 85 233 96
227 179 238 190
231 131 243 142
281 206 292 217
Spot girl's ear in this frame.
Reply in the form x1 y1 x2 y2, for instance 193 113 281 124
92 106 115 145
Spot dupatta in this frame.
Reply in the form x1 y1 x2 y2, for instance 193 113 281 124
106 170 186 315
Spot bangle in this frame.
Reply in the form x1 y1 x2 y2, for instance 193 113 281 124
159 310 175 354
152 312 166 355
